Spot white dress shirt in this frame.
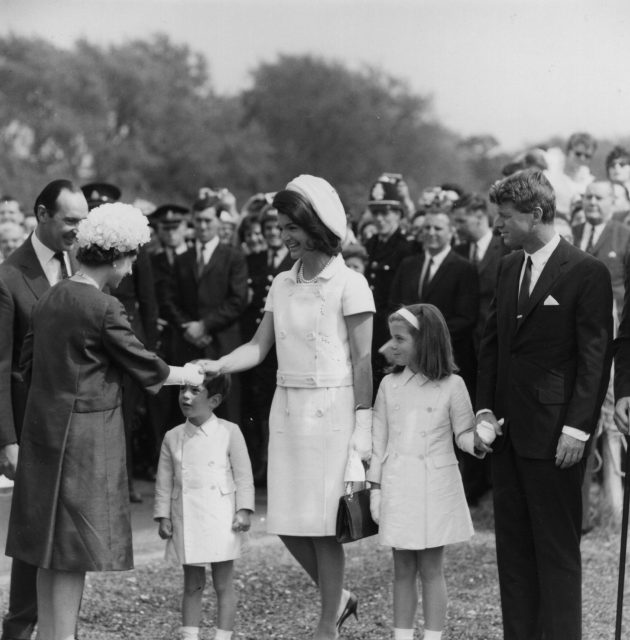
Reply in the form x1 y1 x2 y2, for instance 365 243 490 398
579 222 605 252
31 232 71 286
471 230 493 263
420 245 451 284
196 235 220 268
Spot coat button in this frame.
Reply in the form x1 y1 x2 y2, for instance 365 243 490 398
279 330 286 338
316 409 324 417
308 377 315 384
394 405 400 410
210 485 216 490
420 432 426 438
279 375 285 382
307 332 315 340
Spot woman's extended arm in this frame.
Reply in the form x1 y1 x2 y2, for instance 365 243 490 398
345 311 373 407
201 311 276 375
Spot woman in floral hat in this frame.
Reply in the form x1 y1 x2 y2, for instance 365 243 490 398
6 203 203 640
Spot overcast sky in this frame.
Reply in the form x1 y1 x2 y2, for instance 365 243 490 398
2 0 629 151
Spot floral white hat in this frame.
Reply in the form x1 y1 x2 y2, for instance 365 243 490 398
76 202 151 253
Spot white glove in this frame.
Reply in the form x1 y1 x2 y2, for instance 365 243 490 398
349 408 372 462
476 417 505 445
370 489 381 525
164 364 205 386
182 363 205 386
343 449 365 483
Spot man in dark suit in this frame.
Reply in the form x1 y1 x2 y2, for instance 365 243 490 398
389 210 479 394
476 169 613 640
0 179 88 640
572 180 630 531
159 193 248 423
573 180 630 315
364 175 414 386
241 209 294 482
453 193 510 351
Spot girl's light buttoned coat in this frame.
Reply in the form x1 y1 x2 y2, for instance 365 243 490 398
367 369 480 550
154 415 254 565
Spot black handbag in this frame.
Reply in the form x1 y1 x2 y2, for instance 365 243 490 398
335 484 379 544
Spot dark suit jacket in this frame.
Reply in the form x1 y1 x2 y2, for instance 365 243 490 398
159 243 248 363
110 247 159 349
572 220 630 311
454 235 510 351
477 238 613 459
241 250 294 340
389 249 479 390
614 259 630 400
0 236 51 446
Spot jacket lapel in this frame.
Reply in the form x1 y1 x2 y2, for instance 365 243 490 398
516 239 570 331
423 251 454 297
16 237 49 299
592 221 613 256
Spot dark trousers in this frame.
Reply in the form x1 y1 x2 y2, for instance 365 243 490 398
492 439 584 640
1 558 37 640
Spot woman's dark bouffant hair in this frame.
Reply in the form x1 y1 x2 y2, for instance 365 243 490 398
272 189 341 256
76 245 138 267
388 303 457 380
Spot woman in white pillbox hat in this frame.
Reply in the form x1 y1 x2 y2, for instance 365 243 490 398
201 175 375 639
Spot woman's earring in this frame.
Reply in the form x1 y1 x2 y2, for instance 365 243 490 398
112 263 118 269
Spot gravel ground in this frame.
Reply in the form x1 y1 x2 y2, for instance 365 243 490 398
2 493 630 639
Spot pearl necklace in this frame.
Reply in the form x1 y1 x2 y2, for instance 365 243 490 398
297 255 335 284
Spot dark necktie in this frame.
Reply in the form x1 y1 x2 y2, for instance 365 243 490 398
585 225 597 254
268 248 279 268
197 245 206 277
53 252 69 280
418 257 434 299
517 256 532 321
470 243 479 266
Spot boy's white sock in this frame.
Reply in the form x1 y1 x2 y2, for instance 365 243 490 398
214 630 233 640
423 630 442 640
180 626 199 640
393 629 414 640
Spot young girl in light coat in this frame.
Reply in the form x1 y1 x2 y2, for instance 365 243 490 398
368 304 486 640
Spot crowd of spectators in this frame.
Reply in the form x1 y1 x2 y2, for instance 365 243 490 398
1 132 628 510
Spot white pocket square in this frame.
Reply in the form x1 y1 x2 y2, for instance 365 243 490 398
609 251 617 258
543 295 559 306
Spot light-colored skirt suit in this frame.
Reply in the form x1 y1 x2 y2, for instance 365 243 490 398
367 369 479 550
264 256 375 536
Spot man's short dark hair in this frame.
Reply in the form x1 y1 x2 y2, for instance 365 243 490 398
33 179 79 219
453 193 488 217
489 169 556 223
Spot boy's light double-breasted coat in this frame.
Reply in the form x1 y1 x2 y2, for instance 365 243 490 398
154 415 254 565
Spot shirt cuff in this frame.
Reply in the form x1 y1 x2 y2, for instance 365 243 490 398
562 426 590 442
475 408 493 418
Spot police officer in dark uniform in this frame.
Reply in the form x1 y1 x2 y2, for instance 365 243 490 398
81 182 160 501
364 174 414 387
240 206 294 484
147 204 193 448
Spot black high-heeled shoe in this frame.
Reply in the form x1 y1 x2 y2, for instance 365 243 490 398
336 592 358 631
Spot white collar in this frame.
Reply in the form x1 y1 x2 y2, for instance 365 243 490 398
184 413 217 437
475 229 493 254
287 253 344 283
424 244 451 268
31 230 57 267
524 232 561 267
197 236 219 252
399 366 430 387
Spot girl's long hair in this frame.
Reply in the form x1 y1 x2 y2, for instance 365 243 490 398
389 303 457 380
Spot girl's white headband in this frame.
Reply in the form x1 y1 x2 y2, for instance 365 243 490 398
394 307 419 330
